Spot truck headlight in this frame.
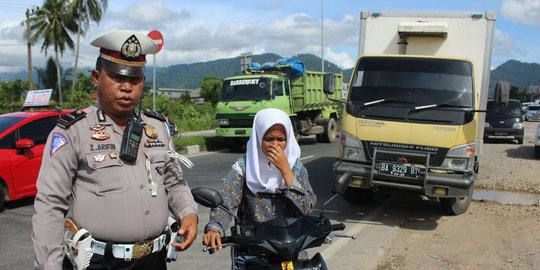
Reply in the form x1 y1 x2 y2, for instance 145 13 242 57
484 122 491 128
218 119 229 126
340 132 367 161
441 143 475 171
512 122 524 129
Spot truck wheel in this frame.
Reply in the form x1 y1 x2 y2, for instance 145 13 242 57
440 188 473 215
517 138 523 144
227 138 245 152
320 118 337 143
0 184 6 210
342 187 375 205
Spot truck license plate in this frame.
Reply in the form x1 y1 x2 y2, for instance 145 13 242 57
494 132 507 136
379 162 420 178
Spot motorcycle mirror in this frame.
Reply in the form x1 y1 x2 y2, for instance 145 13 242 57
191 187 224 208
332 172 353 195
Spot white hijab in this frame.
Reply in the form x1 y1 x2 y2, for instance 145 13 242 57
233 108 301 194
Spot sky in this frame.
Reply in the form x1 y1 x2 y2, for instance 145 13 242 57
0 0 539 74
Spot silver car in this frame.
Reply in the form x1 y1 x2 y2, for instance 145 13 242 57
525 105 540 121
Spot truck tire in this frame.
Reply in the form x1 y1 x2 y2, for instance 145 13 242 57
342 187 375 205
440 188 473 215
227 138 245 152
318 118 337 143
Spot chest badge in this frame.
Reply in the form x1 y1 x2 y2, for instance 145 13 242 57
144 124 158 139
90 124 106 131
91 130 110 141
109 152 118 159
93 154 106 163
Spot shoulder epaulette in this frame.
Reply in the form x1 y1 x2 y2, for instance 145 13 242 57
142 109 166 122
57 110 86 129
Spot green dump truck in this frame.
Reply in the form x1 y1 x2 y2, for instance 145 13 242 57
216 59 343 151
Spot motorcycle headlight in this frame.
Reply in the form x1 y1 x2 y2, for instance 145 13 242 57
340 132 367 162
441 143 475 170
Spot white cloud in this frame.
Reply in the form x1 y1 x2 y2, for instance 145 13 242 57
107 0 189 27
501 0 540 27
493 28 514 56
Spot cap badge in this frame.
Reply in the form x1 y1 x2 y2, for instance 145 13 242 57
121 35 142 60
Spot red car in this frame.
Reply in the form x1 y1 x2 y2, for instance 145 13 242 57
0 109 72 209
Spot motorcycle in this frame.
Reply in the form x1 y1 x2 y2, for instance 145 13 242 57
192 172 355 270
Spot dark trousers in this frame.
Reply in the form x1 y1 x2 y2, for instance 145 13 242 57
62 249 167 270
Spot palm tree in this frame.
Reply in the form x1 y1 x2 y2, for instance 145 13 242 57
30 0 78 105
69 0 108 93
34 57 62 91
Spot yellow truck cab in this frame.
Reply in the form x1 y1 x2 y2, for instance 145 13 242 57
330 11 496 215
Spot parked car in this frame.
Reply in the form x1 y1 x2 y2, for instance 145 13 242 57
525 104 540 121
535 123 540 158
484 99 524 144
0 109 71 209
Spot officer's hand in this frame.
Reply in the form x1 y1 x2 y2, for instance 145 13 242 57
202 229 222 253
172 213 198 251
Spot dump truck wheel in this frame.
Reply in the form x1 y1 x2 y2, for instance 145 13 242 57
342 186 375 205
321 118 337 143
440 188 473 215
227 138 245 152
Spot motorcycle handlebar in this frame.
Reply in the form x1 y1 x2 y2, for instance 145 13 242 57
331 223 346 231
203 236 233 254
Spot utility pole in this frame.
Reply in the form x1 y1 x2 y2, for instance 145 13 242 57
321 0 324 73
26 8 33 90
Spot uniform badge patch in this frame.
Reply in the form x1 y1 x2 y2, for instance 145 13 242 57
50 132 68 156
93 154 106 163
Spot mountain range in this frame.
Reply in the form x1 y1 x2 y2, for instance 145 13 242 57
1 53 539 92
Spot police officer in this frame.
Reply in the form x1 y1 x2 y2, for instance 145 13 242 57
32 30 198 270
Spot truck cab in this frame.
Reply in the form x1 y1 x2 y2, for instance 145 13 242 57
216 59 343 151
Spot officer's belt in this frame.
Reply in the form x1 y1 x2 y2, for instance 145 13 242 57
90 234 167 260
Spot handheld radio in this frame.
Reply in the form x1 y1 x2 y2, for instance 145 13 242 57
119 114 144 164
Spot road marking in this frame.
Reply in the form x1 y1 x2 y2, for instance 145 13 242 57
321 196 395 259
300 155 315 161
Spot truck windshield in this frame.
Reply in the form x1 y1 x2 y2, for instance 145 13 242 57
348 57 474 124
221 78 271 102
486 100 522 116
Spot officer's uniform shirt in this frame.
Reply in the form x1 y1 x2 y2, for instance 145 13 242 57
32 104 197 268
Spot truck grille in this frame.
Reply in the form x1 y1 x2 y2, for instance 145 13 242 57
224 118 253 128
366 141 448 166
216 114 254 128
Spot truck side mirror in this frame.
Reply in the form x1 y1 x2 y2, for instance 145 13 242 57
323 73 336 95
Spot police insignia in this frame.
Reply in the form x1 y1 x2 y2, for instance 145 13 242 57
121 35 142 60
144 124 158 139
50 132 68 156
93 154 106 163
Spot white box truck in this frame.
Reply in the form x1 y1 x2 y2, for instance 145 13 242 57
329 11 496 215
